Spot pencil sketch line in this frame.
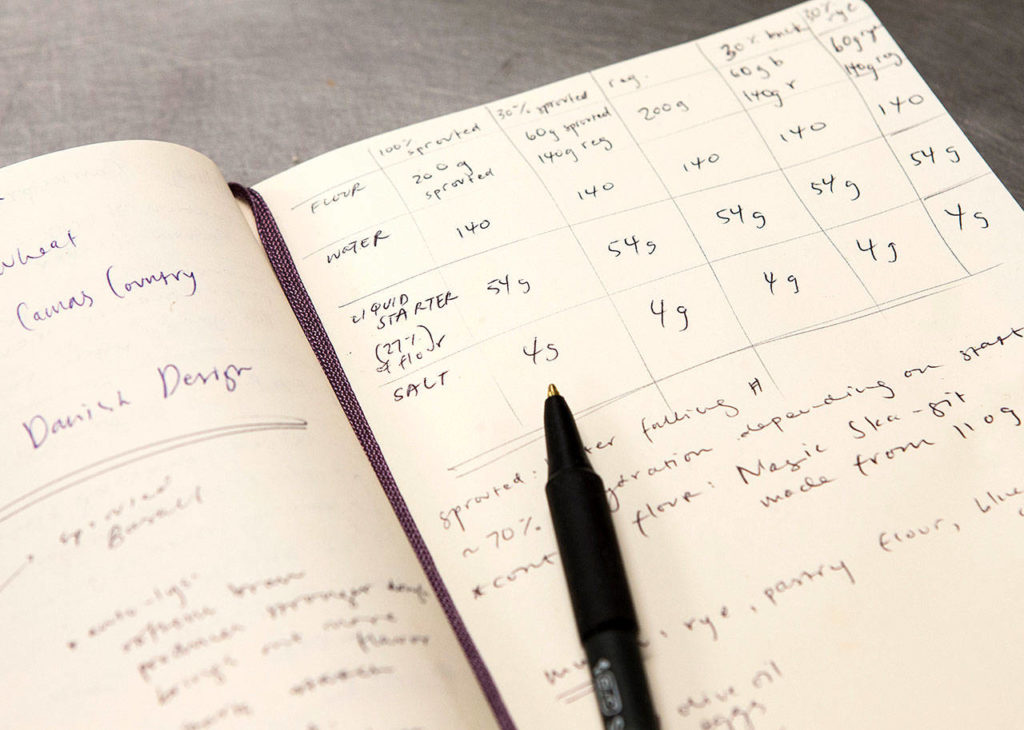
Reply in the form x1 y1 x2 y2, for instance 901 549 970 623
0 554 34 596
0 418 307 525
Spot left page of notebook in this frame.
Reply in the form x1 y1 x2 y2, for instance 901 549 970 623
0 141 494 729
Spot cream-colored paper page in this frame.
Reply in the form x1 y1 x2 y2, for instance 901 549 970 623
256 2 1024 727
0 141 494 728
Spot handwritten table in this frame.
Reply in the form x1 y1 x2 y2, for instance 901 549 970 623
265 3 1018 435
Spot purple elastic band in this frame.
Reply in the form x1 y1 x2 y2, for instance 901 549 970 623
230 183 516 730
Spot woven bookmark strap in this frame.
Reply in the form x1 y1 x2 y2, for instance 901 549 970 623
230 183 515 730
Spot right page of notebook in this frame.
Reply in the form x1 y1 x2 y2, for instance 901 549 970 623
256 2 1024 727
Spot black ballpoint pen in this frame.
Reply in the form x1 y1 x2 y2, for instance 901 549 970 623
543 384 659 729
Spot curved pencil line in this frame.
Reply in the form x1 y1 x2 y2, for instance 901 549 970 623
555 679 594 702
0 555 33 596
3 417 306 513
1 419 307 525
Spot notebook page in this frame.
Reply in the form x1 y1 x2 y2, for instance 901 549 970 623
0 141 493 728
255 2 1024 727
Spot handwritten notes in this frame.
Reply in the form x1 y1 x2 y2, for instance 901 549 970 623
257 1 1024 727
5 1 1021 726
0 142 491 727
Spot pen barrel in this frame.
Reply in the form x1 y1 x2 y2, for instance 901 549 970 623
545 468 638 639
584 629 659 730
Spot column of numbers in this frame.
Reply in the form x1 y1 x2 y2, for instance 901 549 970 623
805 4 1021 282
483 73 694 411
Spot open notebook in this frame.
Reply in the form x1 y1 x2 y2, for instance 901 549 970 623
4 1 1023 727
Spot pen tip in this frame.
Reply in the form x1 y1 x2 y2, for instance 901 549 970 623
547 383 559 397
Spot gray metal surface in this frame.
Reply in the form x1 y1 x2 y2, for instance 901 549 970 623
0 0 1020 202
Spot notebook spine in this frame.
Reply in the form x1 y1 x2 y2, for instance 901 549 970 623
230 183 516 730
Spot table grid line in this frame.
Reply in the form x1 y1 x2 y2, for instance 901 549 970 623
334 176 974 354
446 263 994 478
330 178 917 313
378 249 988 394
299 103 950 291
593 31 820 105
293 91 947 268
